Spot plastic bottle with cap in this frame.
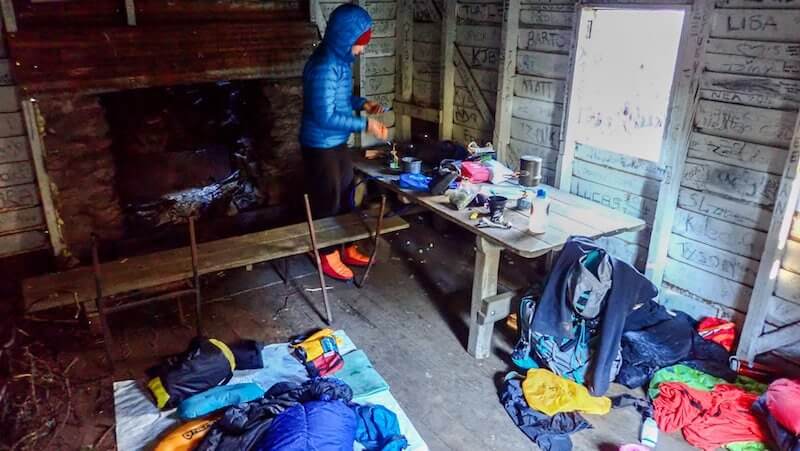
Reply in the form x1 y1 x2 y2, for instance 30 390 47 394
640 417 659 448
528 188 550 234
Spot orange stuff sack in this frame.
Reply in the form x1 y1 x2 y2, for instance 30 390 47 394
154 416 219 451
697 317 736 352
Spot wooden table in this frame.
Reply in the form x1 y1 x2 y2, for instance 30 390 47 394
353 155 645 359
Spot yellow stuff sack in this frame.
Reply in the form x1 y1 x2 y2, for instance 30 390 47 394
154 415 220 451
522 368 611 416
290 328 343 362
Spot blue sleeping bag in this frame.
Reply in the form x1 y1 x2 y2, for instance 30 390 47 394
178 383 265 420
257 400 358 451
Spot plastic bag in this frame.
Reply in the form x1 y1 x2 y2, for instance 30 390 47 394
484 159 515 184
697 317 736 352
448 181 478 210
290 328 343 362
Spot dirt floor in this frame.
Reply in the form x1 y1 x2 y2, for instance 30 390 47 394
0 216 696 450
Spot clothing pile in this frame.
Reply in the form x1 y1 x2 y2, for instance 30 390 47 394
502 368 655 451
649 364 770 450
512 236 660 396
504 236 792 451
501 370 596 451
617 297 737 389
142 330 408 451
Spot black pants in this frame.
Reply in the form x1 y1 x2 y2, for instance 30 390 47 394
302 144 354 254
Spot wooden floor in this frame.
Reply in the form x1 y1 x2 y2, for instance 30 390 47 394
16 217 696 450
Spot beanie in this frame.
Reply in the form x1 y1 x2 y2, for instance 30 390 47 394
355 29 372 45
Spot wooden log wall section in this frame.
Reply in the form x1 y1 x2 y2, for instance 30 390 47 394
507 0 574 194
5 1 318 94
0 23 49 258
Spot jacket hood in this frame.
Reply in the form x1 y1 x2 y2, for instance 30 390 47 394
322 4 372 61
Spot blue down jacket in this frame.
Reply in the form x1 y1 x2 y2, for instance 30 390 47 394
300 4 372 148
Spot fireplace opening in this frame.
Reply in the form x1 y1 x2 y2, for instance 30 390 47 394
92 79 298 255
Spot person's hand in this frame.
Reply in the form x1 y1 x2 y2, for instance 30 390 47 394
367 119 389 141
363 100 386 115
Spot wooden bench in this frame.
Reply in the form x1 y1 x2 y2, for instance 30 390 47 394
22 212 409 314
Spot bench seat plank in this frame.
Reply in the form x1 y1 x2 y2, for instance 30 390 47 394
23 213 408 313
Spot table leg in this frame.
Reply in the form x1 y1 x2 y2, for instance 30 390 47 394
467 236 502 359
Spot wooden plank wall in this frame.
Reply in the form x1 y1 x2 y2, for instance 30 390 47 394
661 4 800 364
506 0 666 269
450 0 502 144
412 0 441 110
320 0 397 146
505 0 573 190
0 28 46 258
472 0 800 364
410 0 501 142
405 0 800 363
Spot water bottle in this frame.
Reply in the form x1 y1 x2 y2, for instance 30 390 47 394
528 189 550 234
640 417 659 448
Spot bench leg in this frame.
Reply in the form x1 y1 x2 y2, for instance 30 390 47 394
467 236 501 359
304 194 333 324
176 298 187 326
188 217 203 336
356 195 386 289
91 236 115 368
272 258 291 285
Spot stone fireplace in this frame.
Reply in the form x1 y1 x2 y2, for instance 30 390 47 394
6 14 317 263
33 77 305 262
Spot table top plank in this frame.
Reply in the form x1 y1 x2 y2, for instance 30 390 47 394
354 155 645 258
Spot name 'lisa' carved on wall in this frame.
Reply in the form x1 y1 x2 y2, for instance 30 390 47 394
725 14 782 33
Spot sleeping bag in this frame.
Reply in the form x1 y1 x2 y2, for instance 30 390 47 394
257 400 358 451
146 337 236 409
197 378 354 451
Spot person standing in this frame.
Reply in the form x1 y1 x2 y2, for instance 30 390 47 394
300 4 389 281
